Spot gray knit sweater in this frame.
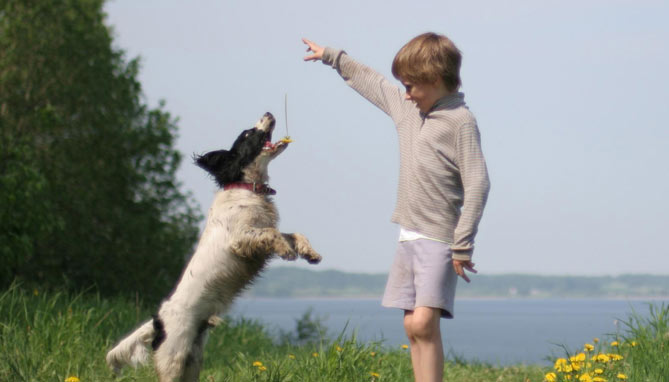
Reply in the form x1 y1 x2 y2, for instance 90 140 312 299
322 48 490 261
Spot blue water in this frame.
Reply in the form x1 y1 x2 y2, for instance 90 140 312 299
228 297 666 365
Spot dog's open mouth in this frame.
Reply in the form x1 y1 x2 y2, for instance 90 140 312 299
262 133 290 152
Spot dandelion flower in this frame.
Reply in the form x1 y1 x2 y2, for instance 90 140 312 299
554 358 568 371
593 338 600 343
608 354 623 361
610 341 619 347
288 354 296 360
312 352 319 357
370 352 376 357
545 372 557 382
629 341 638 347
336 346 343 352
259 366 267 371
571 353 586 362
401 344 409 350
594 354 610 363
370 372 380 378
584 343 594 352
594 369 604 374
616 374 627 380
65 377 80 382
593 378 607 382
579 374 593 382
252 361 263 367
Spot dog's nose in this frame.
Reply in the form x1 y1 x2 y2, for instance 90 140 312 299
264 112 274 120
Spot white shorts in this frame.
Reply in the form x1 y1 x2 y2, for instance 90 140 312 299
381 239 458 319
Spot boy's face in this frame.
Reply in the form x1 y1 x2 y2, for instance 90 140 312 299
402 78 450 114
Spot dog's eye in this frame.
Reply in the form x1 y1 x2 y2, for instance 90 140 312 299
244 132 251 138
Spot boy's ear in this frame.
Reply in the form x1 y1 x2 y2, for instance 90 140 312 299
194 150 241 186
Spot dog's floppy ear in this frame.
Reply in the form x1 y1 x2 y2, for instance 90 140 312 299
194 150 241 187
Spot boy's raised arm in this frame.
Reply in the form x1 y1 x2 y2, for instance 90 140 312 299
302 37 410 124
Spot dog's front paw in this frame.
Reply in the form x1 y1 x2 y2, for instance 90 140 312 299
275 241 297 261
292 233 322 264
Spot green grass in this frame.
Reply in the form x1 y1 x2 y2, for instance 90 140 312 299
1 284 666 382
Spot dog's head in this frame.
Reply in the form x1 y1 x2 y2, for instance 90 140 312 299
195 112 289 187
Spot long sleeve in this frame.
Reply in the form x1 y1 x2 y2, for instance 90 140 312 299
451 122 490 261
322 47 412 125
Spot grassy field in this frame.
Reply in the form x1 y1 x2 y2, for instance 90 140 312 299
1 284 666 382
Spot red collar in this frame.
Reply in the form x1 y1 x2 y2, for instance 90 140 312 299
223 182 276 195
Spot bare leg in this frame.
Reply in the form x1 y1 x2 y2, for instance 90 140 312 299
404 307 443 382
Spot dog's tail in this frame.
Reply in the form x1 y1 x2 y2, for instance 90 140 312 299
106 319 155 374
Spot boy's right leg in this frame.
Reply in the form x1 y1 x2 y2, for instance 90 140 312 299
404 307 444 382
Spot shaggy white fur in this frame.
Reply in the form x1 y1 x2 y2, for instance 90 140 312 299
106 113 321 382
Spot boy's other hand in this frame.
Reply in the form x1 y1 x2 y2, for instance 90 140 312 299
303 38 324 61
453 260 477 283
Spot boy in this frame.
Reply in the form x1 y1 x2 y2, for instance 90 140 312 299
303 32 490 382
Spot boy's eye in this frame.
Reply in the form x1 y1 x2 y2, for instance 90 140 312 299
404 85 413 92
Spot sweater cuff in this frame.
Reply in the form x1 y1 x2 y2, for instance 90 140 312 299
322 47 343 67
452 249 472 262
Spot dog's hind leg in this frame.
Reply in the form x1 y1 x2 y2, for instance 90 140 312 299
181 322 210 382
106 319 155 373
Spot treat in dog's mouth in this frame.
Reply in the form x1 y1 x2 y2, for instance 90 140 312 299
262 133 291 151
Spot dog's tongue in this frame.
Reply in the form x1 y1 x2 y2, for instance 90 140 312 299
264 141 275 149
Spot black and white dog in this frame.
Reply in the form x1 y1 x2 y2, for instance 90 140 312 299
106 112 321 382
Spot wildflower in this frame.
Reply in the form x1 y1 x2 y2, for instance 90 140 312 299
594 369 604 374
608 354 623 361
252 361 263 367
616 374 627 380
629 341 638 347
65 377 80 382
593 354 610 363
401 344 409 350
584 343 594 352
370 372 380 378
592 378 607 382
610 341 619 347
259 366 267 372
545 372 557 382
288 354 296 359
593 338 600 343
312 352 319 357
370 351 376 357
554 358 568 371
570 353 586 362
336 346 343 352
579 374 593 382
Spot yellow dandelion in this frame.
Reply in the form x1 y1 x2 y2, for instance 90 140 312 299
370 372 380 378
593 378 607 382
593 337 600 343
370 351 377 357
545 372 557 382
312 352 319 357
594 369 604 374
608 354 623 361
629 341 638 347
594 354 610 363
610 341 619 347
616 374 627 380
288 354 296 359
579 374 593 382
336 345 343 352
401 344 409 350
259 366 267 372
584 343 594 352
252 361 263 367
65 377 80 382
554 358 568 371
571 353 586 362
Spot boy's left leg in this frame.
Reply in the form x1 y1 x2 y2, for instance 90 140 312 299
404 306 443 382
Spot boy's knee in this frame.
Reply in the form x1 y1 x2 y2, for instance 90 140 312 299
406 309 440 339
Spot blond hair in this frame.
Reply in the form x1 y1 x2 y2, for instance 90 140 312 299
392 32 462 91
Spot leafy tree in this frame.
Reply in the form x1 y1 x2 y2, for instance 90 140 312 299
0 0 201 303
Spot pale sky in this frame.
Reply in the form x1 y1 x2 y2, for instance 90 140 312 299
104 0 669 276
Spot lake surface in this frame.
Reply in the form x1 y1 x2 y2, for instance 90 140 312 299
228 297 667 366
